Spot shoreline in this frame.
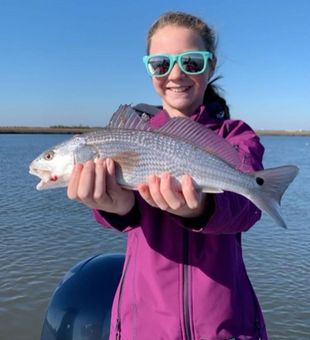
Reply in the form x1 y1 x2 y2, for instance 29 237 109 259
255 130 310 136
0 126 96 134
0 126 310 136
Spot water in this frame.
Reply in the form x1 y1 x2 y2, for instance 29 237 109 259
0 134 309 339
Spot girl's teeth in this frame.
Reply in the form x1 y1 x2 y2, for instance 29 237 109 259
171 87 188 92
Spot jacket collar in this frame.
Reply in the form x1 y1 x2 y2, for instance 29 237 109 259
149 103 226 129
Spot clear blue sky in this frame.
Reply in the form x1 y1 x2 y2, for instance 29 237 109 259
0 0 309 130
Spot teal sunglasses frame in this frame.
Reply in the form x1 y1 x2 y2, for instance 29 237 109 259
143 50 213 77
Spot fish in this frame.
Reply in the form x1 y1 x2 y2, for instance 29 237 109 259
29 104 299 228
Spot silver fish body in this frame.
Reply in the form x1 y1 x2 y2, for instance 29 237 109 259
83 129 249 192
29 105 299 228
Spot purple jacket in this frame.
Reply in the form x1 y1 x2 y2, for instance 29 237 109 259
94 105 268 340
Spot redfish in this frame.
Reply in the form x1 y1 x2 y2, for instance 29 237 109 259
29 105 298 228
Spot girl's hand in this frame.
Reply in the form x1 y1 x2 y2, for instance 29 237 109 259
67 158 135 215
137 173 206 218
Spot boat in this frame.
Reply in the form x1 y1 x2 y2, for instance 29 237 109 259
40 253 125 340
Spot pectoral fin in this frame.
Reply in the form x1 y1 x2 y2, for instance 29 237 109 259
201 187 224 193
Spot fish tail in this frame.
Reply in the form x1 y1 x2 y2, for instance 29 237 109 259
249 165 299 228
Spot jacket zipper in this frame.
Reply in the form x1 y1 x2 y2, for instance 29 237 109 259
183 229 192 340
115 255 131 340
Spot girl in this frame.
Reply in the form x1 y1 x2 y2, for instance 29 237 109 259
68 11 268 340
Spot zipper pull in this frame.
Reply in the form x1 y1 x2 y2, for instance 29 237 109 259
115 319 121 340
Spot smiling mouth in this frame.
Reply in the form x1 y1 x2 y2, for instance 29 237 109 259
168 86 191 93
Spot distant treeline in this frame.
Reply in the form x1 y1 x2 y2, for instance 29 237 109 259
0 126 97 134
0 126 310 136
256 130 310 136
49 124 92 129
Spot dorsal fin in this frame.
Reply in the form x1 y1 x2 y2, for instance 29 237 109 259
107 105 152 131
107 105 240 168
157 117 241 168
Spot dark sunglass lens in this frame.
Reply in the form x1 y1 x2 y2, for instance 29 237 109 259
148 56 170 75
181 54 205 73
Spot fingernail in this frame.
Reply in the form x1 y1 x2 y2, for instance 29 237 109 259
150 175 158 184
96 158 103 166
106 158 113 172
163 172 170 181
74 163 83 171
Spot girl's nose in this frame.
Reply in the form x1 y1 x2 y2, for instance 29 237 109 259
168 62 186 79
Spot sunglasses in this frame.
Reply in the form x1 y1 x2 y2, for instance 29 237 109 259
143 50 213 77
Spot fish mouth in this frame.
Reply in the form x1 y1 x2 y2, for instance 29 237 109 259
29 167 52 190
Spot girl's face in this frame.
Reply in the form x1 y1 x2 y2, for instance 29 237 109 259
149 25 213 118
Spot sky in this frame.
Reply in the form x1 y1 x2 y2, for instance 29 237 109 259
0 0 309 130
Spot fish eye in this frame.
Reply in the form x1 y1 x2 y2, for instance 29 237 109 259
44 150 55 161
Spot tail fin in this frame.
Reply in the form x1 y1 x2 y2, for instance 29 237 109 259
250 165 299 228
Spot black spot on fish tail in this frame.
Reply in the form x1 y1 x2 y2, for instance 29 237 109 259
256 177 264 186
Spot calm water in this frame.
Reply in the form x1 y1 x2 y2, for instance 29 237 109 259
0 134 309 339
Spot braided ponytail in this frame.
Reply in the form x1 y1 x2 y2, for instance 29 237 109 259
204 77 230 119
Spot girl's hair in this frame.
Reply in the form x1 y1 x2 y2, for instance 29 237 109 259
147 11 230 119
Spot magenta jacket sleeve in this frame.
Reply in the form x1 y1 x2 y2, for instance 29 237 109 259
182 119 265 234
93 192 141 232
